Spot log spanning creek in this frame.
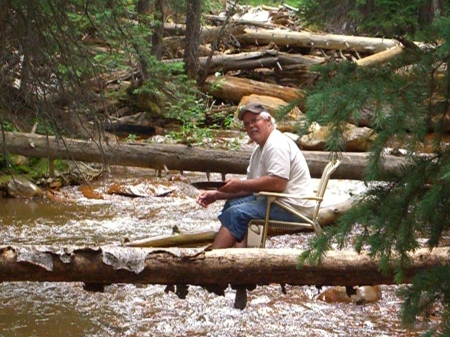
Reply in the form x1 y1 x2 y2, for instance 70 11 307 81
0 167 433 336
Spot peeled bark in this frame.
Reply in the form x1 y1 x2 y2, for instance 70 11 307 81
1 245 448 286
202 75 306 108
356 45 405 67
0 131 409 180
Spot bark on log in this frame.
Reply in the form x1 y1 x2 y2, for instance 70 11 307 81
166 50 325 75
273 64 319 87
203 14 284 30
163 24 244 55
202 75 306 108
0 131 408 179
163 22 189 36
1 245 448 286
236 29 400 53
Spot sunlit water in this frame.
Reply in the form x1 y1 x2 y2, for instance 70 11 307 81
0 168 429 336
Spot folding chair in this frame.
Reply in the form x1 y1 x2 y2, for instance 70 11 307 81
247 159 340 248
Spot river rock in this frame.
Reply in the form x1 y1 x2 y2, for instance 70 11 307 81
317 285 382 304
7 175 43 198
9 155 28 166
344 124 376 152
299 122 376 152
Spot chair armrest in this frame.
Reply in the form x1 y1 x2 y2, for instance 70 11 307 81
255 191 323 201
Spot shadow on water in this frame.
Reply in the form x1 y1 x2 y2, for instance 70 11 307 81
0 170 431 336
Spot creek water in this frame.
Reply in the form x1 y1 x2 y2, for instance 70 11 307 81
0 167 429 336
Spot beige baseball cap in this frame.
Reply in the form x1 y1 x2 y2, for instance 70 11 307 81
238 102 268 120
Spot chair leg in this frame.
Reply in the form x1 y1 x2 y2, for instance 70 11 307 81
261 196 276 248
311 219 323 235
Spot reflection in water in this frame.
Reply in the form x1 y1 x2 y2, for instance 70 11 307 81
0 171 428 336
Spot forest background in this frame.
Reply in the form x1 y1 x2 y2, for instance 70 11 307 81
0 0 449 335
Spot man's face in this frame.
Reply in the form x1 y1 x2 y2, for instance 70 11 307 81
242 112 272 145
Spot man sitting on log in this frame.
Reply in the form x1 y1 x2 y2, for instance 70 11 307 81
196 102 315 249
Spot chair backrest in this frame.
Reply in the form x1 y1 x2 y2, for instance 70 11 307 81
311 159 340 219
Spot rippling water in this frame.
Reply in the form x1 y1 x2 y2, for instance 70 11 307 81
0 168 429 336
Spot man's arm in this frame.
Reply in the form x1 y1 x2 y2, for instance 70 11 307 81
196 175 287 208
219 175 287 194
196 189 249 208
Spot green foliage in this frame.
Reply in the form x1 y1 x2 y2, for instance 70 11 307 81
220 113 236 129
300 0 448 37
0 120 17 132
25 158 69 178
351 0 427 36
34 117 56 135
125 134 138 143
298 4 450 335
399 265 450 334
165 94 211 144
0 154 68 179
300 0 357 32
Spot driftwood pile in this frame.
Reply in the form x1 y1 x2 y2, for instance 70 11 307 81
158 4 449 153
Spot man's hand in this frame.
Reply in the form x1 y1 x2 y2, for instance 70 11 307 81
196 190 217 208
218 178 243 194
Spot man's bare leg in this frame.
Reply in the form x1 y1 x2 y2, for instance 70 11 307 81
212 226 237 249
234 233 247 248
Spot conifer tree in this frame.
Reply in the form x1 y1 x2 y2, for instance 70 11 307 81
0 0 204 139
296 1 449 335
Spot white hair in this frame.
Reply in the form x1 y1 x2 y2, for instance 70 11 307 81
260 111 277 129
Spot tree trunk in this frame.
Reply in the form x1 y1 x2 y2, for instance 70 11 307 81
418 0 446 28
0 131 409 180
184 0 202 80
151 0 165 60
236 28 400 53
197 2 237 87
135 0 154 78
1 245 448 286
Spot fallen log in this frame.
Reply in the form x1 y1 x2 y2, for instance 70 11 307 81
1 245 448 286
273 63 320 87
125 229 219 248
202 75 306 108
165 50 325 75
236 28 400 53
163 24 244 55
356 45 405 67
203 14 286 30
0 131 408 179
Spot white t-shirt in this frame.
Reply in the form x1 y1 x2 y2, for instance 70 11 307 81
247 129 315 209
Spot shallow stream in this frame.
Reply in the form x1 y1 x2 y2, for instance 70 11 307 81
0 167 430 336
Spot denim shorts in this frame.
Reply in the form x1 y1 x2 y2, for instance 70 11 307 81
218 195 313 242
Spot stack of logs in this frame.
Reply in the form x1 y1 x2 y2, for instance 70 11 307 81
160 4 450 152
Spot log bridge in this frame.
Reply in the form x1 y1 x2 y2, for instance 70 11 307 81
1 131 409 180
1 245 448 287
